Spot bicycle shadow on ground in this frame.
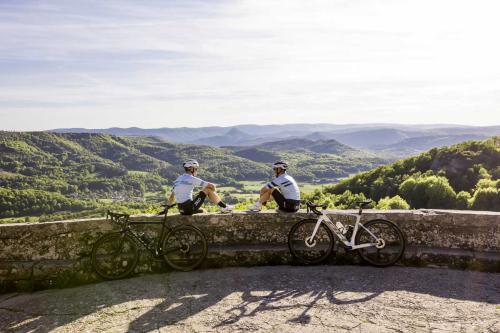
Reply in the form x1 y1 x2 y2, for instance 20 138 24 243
1 265 498 332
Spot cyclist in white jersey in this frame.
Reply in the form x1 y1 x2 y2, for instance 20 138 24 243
248 161 301 212
167 159 233 215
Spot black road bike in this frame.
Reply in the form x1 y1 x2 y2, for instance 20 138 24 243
91 205 208 280
288 201 406 266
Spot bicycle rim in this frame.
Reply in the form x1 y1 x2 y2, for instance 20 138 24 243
355 219 405 267
163 225 207 271
288 219 334 265
91 232 139 280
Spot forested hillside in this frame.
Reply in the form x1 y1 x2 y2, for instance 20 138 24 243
316 137 500 211
3 132 497 220
0 131 385 220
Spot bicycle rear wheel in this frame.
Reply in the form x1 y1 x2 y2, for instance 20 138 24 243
91 232 139 280
288 219 334 265
355 219 405 267
163 225 207 271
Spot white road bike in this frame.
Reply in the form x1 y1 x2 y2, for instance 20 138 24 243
288 201 406 266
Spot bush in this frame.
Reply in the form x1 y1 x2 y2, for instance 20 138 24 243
376 196 410 210
333 190 372 209
470 187 500 211
399 175 457 209
475 178 499 190
455 191 471 210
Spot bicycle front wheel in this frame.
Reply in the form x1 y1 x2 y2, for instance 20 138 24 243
163 225 207 271
355 219 405 267
91 232 139 280
288 219 334 265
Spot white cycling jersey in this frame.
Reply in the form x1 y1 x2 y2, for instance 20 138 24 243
266 172 300 201
172 173 208 204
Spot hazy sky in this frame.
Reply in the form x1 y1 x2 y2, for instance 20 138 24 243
1 0 500 130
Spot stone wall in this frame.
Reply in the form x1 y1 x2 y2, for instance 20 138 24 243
1 209 499 293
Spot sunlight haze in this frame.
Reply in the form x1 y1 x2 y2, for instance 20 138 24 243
1 0 500 130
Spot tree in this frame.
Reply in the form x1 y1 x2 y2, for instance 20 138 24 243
470 187 500 211
455 191 471 210
376 196 410 210
399 175 457 209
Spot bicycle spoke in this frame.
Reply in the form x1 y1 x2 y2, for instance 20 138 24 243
91 233 139 280
288 219 334 265
355 219 405 267
163 225 207 271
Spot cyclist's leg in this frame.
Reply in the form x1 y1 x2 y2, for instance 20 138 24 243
202 185 222 204
283 199 300 212
259 187 274 204
271 189 286 210
192 191 207 210
178 200 195 215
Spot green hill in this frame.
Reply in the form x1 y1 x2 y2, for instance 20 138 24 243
0 131 388 219
325 137 500 211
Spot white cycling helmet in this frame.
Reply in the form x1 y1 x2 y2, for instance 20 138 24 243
272 160 288 170
183 159 200 169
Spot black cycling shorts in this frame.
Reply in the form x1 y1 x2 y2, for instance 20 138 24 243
272 190 300 213
177 191 207 215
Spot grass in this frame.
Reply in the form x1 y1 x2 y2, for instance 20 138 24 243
239 180 267 191
128 171 151 176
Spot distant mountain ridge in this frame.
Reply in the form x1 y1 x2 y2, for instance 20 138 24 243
52 124 500 157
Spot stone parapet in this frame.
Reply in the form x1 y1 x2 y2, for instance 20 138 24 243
1 209 499 292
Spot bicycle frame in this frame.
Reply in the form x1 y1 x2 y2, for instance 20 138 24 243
309 209 381 249
114 208 172 258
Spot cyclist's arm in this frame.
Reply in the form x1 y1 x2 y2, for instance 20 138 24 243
167 191 176 206
192 176 212 190
263 179 279 191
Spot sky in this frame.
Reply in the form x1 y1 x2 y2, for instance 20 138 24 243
1 0 500 131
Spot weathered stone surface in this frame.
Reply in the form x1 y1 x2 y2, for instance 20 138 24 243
0 209 499 293
0 266 498 333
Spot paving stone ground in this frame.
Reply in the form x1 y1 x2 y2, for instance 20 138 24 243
0 265 499 333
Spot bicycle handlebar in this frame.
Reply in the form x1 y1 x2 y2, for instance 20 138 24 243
306 200 373 215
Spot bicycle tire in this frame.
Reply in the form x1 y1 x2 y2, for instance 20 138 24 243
163 225 207 271
355 219 405 267
91 232 139 280
288 219 335 265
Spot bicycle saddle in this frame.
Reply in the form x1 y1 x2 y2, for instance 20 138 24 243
157 204 175 216
356 200 372 207
106 210 130 219
306 201 328 210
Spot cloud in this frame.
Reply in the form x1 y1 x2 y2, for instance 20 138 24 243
1 0 500 130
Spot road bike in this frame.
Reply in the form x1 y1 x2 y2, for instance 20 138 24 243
91 205 208 280
288 200 405 266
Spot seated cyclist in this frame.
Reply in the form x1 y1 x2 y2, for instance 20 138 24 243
248 160 301 213
167 159 233 215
